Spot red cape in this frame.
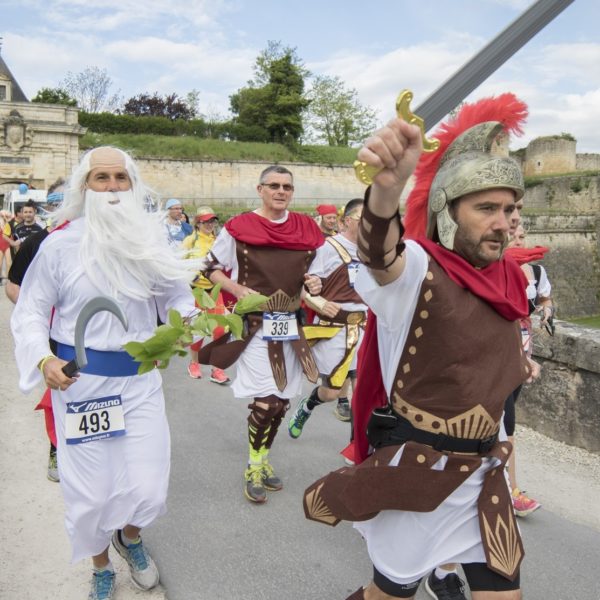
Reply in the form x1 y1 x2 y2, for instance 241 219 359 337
342 241 528 465
225 211 324 250
504 245 549 266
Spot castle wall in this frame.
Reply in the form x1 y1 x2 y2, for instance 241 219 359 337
524 137 576 176
577 153 600 171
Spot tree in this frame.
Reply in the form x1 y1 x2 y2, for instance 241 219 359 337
60 66 121 113
303 75 377 146
229 41 310 145
31 87 77 106
122 92 196 120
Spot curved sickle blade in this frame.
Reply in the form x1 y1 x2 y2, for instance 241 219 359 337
62 296 128 377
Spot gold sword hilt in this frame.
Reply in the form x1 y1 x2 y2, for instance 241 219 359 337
353 89 441 185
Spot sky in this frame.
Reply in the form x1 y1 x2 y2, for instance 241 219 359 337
2 0 599 152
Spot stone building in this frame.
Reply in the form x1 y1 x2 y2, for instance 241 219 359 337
0 53 85 200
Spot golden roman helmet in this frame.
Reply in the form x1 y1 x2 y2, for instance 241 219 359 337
426 121 524 250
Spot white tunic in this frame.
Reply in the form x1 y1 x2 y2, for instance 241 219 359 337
308 234 367 374
11 218 195 562
353 240 504 584
208 213 305 399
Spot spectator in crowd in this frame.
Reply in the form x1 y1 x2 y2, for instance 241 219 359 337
164 198 193 248
316 204 339 236
0 210 12 284
5 178 66 480
3 204 23 260
183 206 231 384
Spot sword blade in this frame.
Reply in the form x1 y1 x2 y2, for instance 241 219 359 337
72 296 129 370
415 0 574 130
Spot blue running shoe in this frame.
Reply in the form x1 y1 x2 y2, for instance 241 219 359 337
112 530 159 590
288 397 312 439
88 569 115 600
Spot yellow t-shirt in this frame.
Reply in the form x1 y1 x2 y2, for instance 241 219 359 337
182 229 216 289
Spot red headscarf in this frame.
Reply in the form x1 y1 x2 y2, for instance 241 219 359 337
316 204 337 216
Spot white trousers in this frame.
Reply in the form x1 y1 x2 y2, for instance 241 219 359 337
52 370 170 563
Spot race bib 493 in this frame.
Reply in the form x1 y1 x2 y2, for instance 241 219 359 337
65 395 126 445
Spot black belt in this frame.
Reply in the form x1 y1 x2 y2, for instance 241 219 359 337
367 407 498 454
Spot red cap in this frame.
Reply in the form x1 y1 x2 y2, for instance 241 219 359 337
316 204 337 216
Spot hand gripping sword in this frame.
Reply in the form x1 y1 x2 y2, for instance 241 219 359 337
354 0 575 185
61 296 129 377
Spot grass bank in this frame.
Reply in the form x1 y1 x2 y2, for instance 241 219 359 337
80 133 358 165
568 315 600 328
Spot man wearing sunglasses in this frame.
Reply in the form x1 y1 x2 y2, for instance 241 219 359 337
198 165 324 504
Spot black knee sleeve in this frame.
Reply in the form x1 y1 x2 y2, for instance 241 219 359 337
463 562 520 591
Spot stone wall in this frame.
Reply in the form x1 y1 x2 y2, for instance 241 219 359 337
135 157 365 208
519 319 600 453
577 153 600 171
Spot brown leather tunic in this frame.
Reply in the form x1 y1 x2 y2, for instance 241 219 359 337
304 257 530 581
199 241 320 390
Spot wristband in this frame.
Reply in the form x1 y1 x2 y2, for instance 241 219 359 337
38 354 56 373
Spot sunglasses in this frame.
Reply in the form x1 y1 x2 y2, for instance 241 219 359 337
261 183 294 192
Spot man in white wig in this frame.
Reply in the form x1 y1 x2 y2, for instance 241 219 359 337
11 147 198 600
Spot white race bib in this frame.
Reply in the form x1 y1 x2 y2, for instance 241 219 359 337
521 326 531 355
348 261 360 287
262 311 299 341
65 395 126 445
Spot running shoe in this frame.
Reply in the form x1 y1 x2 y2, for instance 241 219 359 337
425 571 467 600
288 397 312 439
261 460 283 491
112 530 159 590
334 399 351 422
88 569 115 600
47 446 59 483
210 367 230 384
244 464 267 503
187 362 202 379
512 488 541 517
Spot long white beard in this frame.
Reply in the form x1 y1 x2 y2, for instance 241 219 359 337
81 190 198 300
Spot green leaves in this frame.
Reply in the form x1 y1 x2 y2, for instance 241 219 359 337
233 293 269 315
124 284 251 375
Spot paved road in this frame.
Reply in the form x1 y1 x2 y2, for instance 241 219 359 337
2 286 599 600
146 358 600 600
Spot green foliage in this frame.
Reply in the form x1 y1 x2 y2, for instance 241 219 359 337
230 41 310 146
31 87 77 106
124 286 269 374
303 75 377 146
570 179 583 194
